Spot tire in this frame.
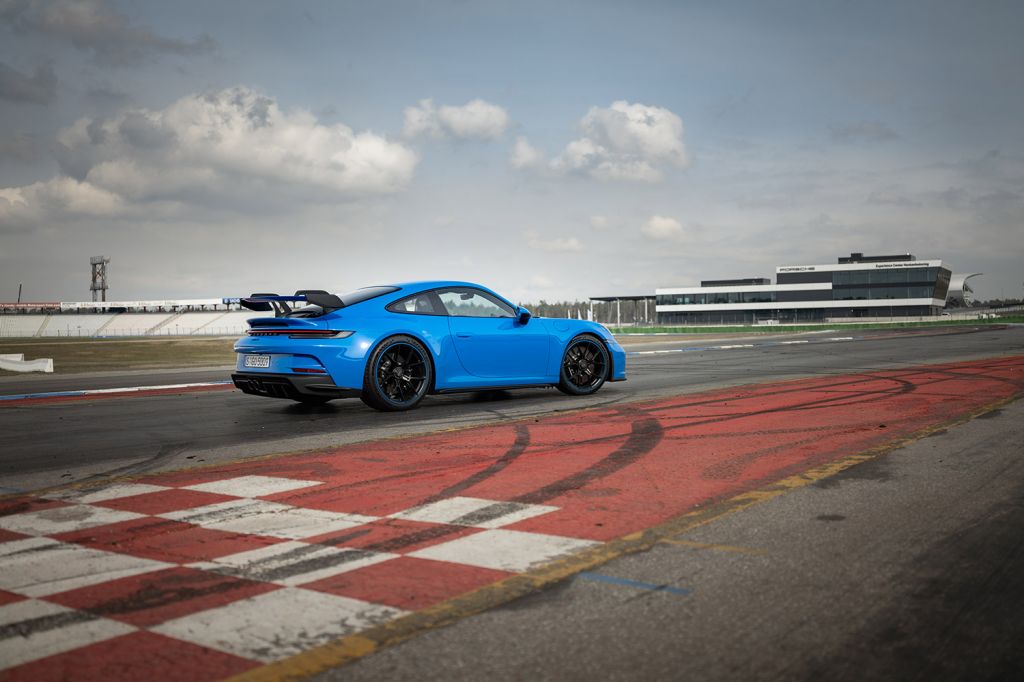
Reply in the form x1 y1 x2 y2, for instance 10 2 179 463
360 335 433 411
557 334 610 396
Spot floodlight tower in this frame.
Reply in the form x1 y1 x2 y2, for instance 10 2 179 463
90 255 110 302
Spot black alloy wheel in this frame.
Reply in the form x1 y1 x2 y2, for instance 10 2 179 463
361 336 432 411
557 335 610 396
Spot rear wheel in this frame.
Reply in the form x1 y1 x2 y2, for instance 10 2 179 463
361 335 432 411
556 335 609 396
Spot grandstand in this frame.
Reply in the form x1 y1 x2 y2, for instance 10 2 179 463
39 314 118 338
195 311 263 335
0 311 263 338
0 315 48 337
99 313 183 336
161 311 231 335
0 297 266 338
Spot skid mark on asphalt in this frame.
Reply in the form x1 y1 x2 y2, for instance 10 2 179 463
576 572 692 597
419 424 532 505
0 356 1022 680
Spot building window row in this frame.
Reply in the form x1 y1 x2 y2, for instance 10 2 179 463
656 292 777 306
832 267 939 285
833 286 935 301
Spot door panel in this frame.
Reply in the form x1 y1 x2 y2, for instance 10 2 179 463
447 316 550 379
435 287 550 381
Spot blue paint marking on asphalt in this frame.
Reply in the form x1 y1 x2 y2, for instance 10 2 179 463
0 390 87 401
577 571 692 596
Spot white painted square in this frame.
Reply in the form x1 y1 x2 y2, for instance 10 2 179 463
389 496 558 529
409 529 599 572
190 540 397 586
0 537 171 597
182 475 322 498
0 599 136 671
0 504 144 537
43 483 170 503
153 587 404 663
160 499 377 539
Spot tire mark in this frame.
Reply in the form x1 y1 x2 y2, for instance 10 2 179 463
418 424 531 505
514 411 663 504
512 375 918 459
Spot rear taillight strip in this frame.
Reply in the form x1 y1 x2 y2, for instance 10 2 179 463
248 329 342 337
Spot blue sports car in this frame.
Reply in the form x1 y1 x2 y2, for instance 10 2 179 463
231 281 626 411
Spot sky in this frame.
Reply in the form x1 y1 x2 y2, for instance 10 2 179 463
1 0 1022 304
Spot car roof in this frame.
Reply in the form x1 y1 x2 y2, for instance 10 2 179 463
382 280 483 291
354 281 515 307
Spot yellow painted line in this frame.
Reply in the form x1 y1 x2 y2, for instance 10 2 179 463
225 392 1021 682
659 539 767 555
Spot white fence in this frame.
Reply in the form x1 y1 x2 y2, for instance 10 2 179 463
0 312 262 338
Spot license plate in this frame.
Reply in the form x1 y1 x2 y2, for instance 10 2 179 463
243 354 271 368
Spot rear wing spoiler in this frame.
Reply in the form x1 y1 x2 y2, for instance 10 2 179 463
240 290 344 317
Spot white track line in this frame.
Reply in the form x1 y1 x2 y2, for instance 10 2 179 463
0 381 232 402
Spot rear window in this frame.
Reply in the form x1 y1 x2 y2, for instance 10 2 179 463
285 286 399 318
338 286 400 306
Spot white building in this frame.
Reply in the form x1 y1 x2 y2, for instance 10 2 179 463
656 253 961 324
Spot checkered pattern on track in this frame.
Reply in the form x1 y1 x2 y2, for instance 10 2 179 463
0 476 595 679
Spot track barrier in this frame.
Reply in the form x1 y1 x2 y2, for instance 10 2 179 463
0 353 54 373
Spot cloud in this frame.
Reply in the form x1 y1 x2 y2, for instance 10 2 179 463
0 61 56 104
2 0 216 67
524 229 583 252
829 121 899 144
589 215 609 229
640 215 684 240
515 101 688 183
510 136 545 169
1 176 123 228
403 98 509 140
0 86 418 228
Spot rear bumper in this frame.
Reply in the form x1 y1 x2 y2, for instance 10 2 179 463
231 372 360 401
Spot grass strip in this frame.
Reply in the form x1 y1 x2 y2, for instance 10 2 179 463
0 337 236 375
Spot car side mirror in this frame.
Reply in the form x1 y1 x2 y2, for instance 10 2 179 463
517 307 532 325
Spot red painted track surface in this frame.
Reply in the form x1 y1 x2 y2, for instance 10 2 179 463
2 356 1022 680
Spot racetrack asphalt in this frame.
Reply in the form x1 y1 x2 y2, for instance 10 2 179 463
1 325 1023 681
2 325 1022 492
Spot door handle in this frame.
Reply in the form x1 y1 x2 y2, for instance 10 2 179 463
456 333 472 338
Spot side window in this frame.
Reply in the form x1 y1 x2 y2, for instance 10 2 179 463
437 288 515 318
386 292 443 315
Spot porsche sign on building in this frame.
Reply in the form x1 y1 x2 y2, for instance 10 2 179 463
656 253 964 324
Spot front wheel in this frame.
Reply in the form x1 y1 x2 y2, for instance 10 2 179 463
361 335 432 411
557 335 610 396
